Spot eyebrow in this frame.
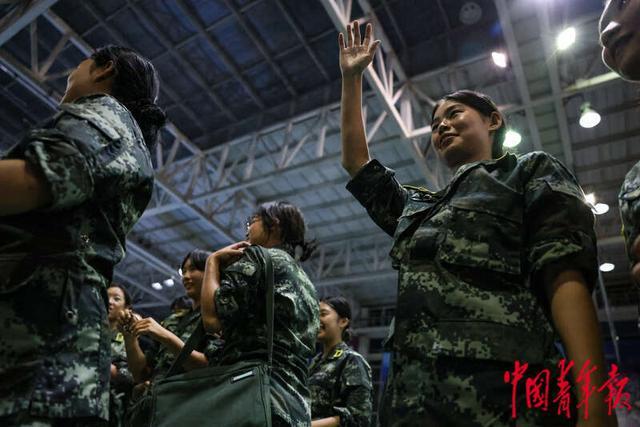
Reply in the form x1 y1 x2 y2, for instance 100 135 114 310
432 103 462 127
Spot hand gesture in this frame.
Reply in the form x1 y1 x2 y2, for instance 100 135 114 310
116 308 141 335
210 241 250 268
338 21 381 77
131 316 169 342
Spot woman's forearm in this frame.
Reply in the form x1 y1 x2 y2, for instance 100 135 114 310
341 75 370 177
201 257 223 333
547 270 616 424
0 159 52 216
311 416 340 427
123 334 150 383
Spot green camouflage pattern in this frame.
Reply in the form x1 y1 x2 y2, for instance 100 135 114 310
215 245 320 427
308 342 373 427
145 307 224 379
346 152 597 425
0 94 154 420
109 332 133 427
619 161 640 263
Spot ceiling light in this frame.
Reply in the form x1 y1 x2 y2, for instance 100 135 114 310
178 268 183 276
151 282 163 290
585 192 596 206
599 263 615 272
491 51 508 68
557 27 576 50
163 278 175 287
593 203 610 215
503 130 522 148
579 102 601 128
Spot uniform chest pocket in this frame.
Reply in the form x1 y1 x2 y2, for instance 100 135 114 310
437 196 524 275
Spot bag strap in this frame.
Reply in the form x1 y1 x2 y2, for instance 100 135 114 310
166 246 275 376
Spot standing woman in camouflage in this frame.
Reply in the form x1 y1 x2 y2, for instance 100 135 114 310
107 284 134 427
200 201 320 427
339 22 615 426
309 296 373 427
599 1 640 282
0 46 165 426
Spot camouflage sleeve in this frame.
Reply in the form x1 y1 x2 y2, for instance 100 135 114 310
215 249 261 326
523 152 598 292
22 126 95 211
619 161 640 263
334 354 373 427
345 159 408 237
201 335 225 366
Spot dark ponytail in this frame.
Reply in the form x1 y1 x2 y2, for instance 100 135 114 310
253 201 317 261
321 296 353 342
91 45 166 149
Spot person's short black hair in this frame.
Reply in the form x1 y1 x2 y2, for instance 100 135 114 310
108 282 132 307
252 201 317 261
321 296 353 342
180 249 211 272
431 90 507 158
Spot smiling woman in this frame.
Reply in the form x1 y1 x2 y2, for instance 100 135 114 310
599 0 640 286
339 20 615 426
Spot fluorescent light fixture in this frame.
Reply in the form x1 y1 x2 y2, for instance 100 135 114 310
557 27 576 50
503 130 522 148
491 51 508 68
593 203 610 215
579 102 601 128
151 282 163 290
163 278 175 287
599 263 615 272
585 193 596 206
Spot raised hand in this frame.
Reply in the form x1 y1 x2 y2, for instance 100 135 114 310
210 241 250 268
338 21 381 77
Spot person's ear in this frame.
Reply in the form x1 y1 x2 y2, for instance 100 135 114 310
91 60 115 83
338 317 349 330
488 111 503 133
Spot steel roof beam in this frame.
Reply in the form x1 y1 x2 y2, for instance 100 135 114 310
0 0 58 47
493 0 543 151
221 0 297 97
174 0 265 109
535 2 574 170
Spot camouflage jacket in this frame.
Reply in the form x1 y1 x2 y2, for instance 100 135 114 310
308 342 373 427
109 331 133 427
346 153 597 365
0 94 153 419
619 161 640 263
215 245 320 427
145 307 225 379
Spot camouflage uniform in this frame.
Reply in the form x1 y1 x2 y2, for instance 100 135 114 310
109 331 133 427
215 245 320 427
144 306 225 379
346 153 597 426
308 341 373 427
619 162 640 263
0 94 154 424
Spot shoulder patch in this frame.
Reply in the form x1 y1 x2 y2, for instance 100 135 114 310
60 101 122 141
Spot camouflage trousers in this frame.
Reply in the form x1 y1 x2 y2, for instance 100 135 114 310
379 355 577 427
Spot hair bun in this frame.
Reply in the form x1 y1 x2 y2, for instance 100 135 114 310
139 103 167 128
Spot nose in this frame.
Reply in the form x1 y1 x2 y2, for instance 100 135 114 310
600 20 621 47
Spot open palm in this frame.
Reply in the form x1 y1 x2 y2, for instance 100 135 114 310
339 21 381 77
